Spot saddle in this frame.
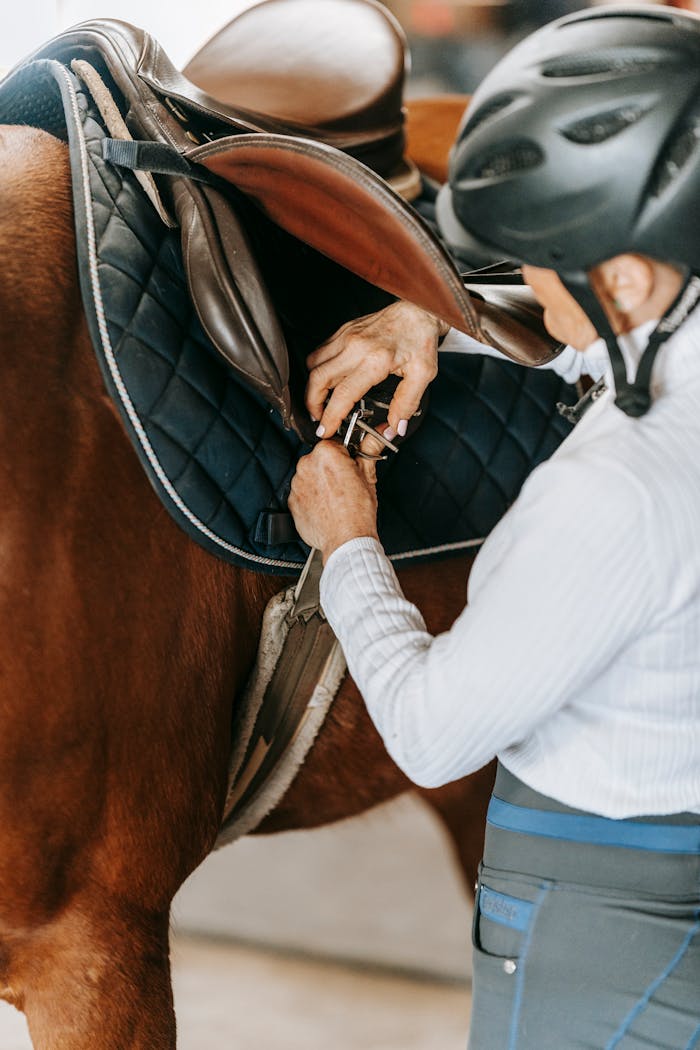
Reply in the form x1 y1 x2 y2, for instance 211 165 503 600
0 5 576 573
8 6 561 441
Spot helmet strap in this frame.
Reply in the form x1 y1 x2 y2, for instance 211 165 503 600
562 270 700 418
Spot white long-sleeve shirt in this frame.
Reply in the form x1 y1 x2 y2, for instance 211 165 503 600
320 315 700 818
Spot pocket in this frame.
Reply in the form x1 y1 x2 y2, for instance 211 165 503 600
469 873 531 1049
469 868 550 1047
472 863 544 960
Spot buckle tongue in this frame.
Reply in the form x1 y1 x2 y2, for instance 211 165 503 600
338 396 401 458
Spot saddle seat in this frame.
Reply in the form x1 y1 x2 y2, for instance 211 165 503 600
183 0 418 196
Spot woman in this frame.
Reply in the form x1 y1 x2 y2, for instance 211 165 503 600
289 7 700 1048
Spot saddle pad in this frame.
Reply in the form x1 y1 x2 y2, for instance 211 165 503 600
2 61 577 574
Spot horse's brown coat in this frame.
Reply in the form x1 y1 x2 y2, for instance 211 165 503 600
0 124 493 1048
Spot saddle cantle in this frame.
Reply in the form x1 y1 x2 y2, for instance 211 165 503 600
183 0 420 198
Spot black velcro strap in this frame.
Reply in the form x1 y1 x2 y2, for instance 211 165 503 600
254 510 299 546
102 138 218 185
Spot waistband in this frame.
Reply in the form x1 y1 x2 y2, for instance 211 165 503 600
483 765 700 898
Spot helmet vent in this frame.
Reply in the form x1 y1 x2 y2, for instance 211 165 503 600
542 49 668 79
471 140 544 179
463 93 519 136
648 115 700 198
561 104 648 145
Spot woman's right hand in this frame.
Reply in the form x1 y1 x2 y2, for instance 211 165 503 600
305 299 449 440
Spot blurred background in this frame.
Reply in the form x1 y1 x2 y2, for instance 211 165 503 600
3 0 698 83
1 0 697 1046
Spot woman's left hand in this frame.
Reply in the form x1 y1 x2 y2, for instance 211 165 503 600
289 441 379 562
305 300 446 440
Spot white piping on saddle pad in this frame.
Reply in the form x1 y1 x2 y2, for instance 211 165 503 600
215 582 347 847
392 536 484 560
59 62 302 570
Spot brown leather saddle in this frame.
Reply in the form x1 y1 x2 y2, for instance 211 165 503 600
17 3 560 440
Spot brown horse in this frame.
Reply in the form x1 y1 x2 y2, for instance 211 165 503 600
0 121 493 1048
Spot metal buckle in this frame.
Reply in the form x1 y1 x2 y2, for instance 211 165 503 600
339 398 400 457
557 377 607 425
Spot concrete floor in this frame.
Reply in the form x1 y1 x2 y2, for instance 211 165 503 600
174 795 474 982
0 934 471 1049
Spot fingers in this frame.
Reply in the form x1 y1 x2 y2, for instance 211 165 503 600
304 362 334 428
304 323 358 424
289 442 351 522
317 375 378 438
294 439 351 479
304 300 442 438
356 431 386 486
305 316 379 426
385 361 437 437
306 349 391 438
289 439 379 557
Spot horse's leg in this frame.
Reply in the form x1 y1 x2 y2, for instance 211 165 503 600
0 125 179 1047
4 898 174 1050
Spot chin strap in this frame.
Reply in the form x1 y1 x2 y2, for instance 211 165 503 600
562 270 700 419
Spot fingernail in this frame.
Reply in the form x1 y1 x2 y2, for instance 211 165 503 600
397 419 408 437
384 426 396 441
310 414 318 423
316 424 326 438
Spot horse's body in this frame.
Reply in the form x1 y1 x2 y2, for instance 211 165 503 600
0 124 493 1048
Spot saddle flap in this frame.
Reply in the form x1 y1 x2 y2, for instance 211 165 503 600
465 281 564 366
173 177 293 424
189 133 480 337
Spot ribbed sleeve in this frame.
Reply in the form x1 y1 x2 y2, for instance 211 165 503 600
321 456 656 793
439 327 608 383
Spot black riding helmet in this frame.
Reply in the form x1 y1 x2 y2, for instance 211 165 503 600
437 4 700 417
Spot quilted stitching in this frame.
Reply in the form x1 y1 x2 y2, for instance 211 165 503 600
378 356 573 557
30 65 578 575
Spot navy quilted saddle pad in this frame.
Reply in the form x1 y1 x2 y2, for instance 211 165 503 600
4 62 577 575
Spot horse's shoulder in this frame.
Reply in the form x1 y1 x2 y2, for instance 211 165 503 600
0 123 69 189
0 124 75 316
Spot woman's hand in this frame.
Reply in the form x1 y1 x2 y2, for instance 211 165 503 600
289 441 380 562
305 300 448 440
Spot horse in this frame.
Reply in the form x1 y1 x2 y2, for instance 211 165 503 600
0 118 494 1049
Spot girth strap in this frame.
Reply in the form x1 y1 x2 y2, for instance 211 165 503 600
217 549 346 843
